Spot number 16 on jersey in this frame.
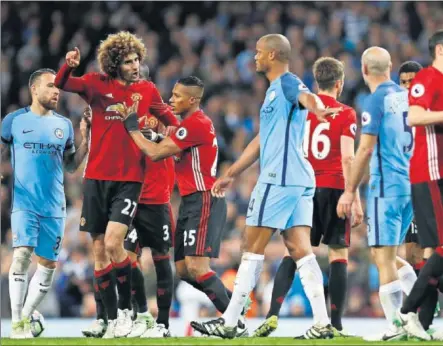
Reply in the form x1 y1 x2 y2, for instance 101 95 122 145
303 120 331 160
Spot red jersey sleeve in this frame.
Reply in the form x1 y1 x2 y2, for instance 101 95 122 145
55 63 98 103
408 70 434 109
170 116 207 150
149 85 180 127
341 108 357 139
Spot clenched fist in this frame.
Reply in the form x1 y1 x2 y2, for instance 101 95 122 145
66 47 81 68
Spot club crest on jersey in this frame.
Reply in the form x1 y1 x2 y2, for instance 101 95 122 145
54 128 64 139
146 117 158 129
269 91 276 101
131 93 142 102
411 84 425 98
350 123 357 136
176 127 188 140
362 112 371 126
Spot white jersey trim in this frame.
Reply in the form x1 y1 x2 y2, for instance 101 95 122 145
426 124 440 180
191 147 205 191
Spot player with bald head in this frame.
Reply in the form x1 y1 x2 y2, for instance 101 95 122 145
191 34 340 340
337 47 414 340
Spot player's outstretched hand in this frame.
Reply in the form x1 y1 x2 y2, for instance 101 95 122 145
337 190 355 220
351 200 364 227
119 102 139 132
211 176 234 198
66 47 81 68
314 107 342 123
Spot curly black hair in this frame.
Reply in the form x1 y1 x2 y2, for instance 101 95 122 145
97 31 147 78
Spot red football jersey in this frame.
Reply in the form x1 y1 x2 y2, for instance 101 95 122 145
408 66 443 184
166 156 176 196
55 64 179 182
170 110 218 196
138 115 174 205
304 94 357 189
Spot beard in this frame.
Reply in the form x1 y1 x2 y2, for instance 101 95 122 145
119 69 139 83
40 98 58 110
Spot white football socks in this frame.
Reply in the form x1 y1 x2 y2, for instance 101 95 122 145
379 280 403 323
222 252 264 327
297 253 330 326
22 263 56 319
398 263 417 296
9 248 32 323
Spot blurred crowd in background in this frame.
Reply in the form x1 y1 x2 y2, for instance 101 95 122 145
2 1 443 322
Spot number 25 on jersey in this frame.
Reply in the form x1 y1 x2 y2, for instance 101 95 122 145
303 120 331 160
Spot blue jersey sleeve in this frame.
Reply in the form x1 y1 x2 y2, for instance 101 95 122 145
361 93 384 136
1 107 28 144
65 119 76 154
281 73 310 107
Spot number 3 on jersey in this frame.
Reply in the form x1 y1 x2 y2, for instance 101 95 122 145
303 120 331 160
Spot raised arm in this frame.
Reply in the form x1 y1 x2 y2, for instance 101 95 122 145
54 48 87 93
280 73 341 123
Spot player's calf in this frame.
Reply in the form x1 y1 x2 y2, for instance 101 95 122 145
372 247 404 324
153 251 173 329
328 247 349 332
104 222 133 312
22 257 56 320
9 247 33 324
185 256 231 314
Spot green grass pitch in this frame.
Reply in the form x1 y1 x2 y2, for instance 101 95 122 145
1 337 442 345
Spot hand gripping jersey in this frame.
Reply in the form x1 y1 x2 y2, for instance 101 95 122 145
169 110 218 196
138 114 175 205
55 64 179 182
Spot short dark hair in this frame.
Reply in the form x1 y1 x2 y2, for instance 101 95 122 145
313 57 344 91
177 76 204 88
398 61 423 75
429 30 443 60
28 68 56 88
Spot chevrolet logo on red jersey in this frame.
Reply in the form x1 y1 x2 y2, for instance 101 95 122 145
105 103 125 116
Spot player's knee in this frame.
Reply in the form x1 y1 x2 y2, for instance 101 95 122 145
37 257 57 269
92 240 108 263
175 261 188 279
11 247 33 273
328 247 348 263
127 250 138 263
185 258 210 280
287 245 312 261
104 237 123 258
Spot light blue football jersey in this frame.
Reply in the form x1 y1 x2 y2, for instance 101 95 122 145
1 107 75 217
361 81 412 197
258 72 315 188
